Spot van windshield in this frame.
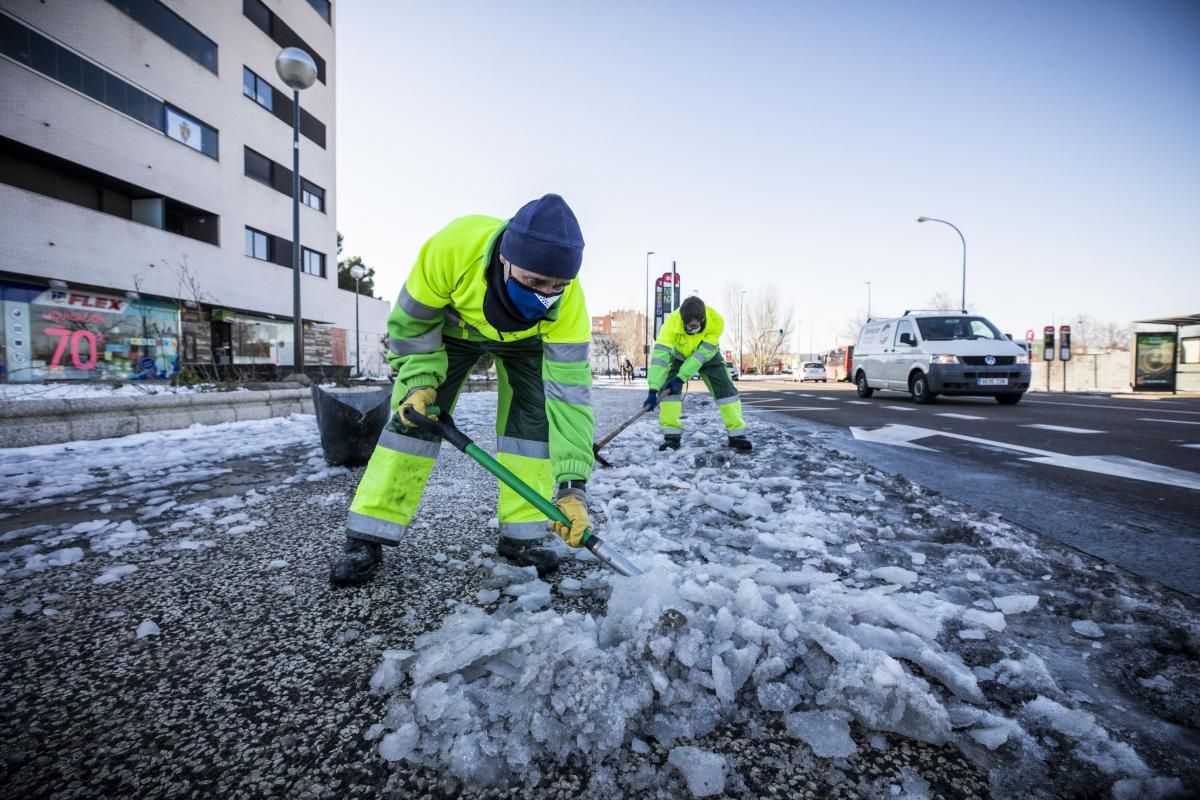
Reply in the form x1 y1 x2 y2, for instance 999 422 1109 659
915 316 1004 341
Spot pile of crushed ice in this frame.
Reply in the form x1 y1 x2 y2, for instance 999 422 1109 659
365 396 1186 798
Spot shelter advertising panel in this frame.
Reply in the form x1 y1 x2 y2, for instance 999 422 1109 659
1132 332 1176 391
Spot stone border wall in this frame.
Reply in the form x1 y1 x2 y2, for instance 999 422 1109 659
0 389 314 448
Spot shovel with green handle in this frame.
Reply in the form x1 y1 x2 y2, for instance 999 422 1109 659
403 406 644 577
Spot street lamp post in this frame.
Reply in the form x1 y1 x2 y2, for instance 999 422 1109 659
275 47 317 376
643 251 655 370
864 281 871 319
916 216 967 312
350 263 366 377
738 289 747 375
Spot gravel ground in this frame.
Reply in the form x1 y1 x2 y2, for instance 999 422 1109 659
2 385 1190 799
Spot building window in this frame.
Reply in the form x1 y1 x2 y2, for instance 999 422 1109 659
104 0 217 75
242 66 273 111
164 105 217 158
1 135 219 245
243 0 327 83
305 0 332 24
1 13 216 158
243 147 272 186
243 147 324 209
241 64 326 148
301 180 324 212
245 227 271 261
302 248 325 277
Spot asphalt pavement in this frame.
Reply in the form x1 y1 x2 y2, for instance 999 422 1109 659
735 380 1200 596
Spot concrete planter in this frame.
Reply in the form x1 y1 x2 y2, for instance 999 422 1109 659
0 389 316 448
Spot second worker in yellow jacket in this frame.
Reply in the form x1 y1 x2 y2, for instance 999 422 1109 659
643 296 751 452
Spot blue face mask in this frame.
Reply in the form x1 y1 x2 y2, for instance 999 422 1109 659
506 277 562 321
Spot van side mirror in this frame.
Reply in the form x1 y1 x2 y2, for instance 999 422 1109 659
899 333 915 346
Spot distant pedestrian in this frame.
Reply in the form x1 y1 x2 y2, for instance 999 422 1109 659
622 358 634 384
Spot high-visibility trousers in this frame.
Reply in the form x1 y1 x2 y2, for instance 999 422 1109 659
659 353 746 435
345 334 554 546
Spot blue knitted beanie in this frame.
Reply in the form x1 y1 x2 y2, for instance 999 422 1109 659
499 194 585 280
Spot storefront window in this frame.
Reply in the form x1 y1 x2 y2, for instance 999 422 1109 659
212 311 293 366
2 283 180 381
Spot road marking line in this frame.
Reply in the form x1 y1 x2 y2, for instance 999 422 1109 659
1139 418 1200 426
846 400 871 405
1022 424 1104 434
1183 444 1200 449
746 406 838 413
937 413 987 420
849 424 1200 490
1024 399 1200 416
883 405 917 412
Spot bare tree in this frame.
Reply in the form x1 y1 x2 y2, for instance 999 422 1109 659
839 312 869 345
608 309 646 366
1069 314 1132 353
744 286 795 374
596 336 619 376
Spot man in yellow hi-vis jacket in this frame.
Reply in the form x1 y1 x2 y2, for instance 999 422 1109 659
330 194 594 586
643 296 751 452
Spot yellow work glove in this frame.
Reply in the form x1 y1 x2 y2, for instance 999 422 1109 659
549 487 590 547
398 386 437 428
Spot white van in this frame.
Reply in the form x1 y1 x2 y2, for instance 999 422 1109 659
853 312 1031 404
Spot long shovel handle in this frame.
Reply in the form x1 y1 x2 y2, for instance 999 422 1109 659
402 407 643 577
591 386 680 458
594 407 649 453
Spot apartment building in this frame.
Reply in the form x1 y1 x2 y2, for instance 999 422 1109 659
0 0 390 381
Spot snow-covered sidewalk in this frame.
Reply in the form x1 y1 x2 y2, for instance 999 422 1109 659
0 387 1196 799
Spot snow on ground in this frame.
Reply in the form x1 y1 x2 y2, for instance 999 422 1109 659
0 382 252 402
365 389 1196 798
0 413 339 580
0 385 1196 798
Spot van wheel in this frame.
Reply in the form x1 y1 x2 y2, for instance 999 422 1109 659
910 372 937 404
995 392 1023 405
856 373 874 398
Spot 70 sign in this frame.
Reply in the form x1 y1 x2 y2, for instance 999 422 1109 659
45 326 99 370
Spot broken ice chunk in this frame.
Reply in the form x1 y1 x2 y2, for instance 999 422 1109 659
870 566 918 586
784 710 857 758
136 619 160 638
1071 620 1105 639
667 746 727 797
994 594 1039 615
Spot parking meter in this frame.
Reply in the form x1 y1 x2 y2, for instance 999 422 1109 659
1043 326 1055 361
1059 325 1072 361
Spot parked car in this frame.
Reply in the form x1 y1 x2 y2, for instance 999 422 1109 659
633 367 646 379
798 362 827 382
726 360 740 381
852 311 1031 404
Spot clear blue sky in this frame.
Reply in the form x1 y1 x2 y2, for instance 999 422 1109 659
335 0 1199 354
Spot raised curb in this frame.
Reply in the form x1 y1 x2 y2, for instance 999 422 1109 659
0 389 316 448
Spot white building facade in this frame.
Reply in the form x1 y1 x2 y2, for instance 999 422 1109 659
0 0 390 382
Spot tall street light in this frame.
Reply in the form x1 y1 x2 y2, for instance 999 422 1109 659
350 263 366 377
738 289 747 374
643 251 655 370
864 281 871 319
276 47 317 376
916 216 967 312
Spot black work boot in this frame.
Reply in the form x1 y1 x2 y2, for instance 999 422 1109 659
659 434 682 451
497 536 561 578
728 435 753 452
329 537 383 586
